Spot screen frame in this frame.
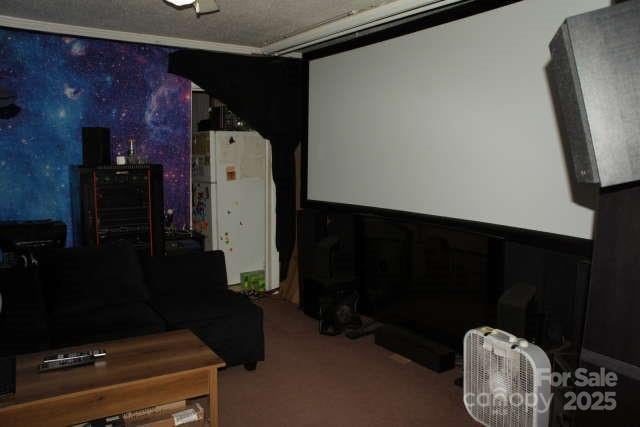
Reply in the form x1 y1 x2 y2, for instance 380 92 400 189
300 0 593 257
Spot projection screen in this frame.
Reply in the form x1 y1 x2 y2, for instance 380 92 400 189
307 0 608 240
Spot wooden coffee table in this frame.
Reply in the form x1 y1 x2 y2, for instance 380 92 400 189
0 330 225 427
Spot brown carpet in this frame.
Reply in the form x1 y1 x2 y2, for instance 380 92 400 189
218 296 477 427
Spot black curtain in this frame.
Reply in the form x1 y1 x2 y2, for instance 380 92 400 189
168 50 307 278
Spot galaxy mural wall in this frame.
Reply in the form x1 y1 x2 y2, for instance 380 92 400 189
0 28 191 243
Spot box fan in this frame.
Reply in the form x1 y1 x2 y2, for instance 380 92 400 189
463 327 551 427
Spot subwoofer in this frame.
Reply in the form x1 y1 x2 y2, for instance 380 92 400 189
549 0 640 187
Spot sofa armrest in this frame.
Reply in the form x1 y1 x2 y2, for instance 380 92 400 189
0 268 50 356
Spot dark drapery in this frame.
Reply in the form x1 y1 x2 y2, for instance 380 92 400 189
168 50 307 278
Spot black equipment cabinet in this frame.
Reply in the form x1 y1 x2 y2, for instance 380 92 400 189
71 164 164 256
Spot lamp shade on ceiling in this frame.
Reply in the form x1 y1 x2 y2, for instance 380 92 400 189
165 0 195 6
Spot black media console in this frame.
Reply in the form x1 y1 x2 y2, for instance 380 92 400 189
299 208 591 358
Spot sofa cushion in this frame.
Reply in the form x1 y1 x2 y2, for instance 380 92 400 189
49 302 166 348
39 243 149 315
142 251 228 297
151 290 257 327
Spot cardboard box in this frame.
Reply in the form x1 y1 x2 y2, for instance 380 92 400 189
123 401 186 426
129 402 204 427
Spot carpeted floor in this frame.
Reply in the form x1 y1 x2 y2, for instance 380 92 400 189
218 296 477 427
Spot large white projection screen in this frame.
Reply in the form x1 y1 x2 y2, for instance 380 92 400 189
307 0 607 239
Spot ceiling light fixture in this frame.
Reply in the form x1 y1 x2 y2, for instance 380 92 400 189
164 0 219 15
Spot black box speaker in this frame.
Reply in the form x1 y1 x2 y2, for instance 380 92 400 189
82 127 111 167
549 1 640 187
497 283 537 339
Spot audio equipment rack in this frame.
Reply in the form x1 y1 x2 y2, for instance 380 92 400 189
71 164 164 256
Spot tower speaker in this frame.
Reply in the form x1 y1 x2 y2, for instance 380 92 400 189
549 1 640 187
82 127 111 167
575 184 640 425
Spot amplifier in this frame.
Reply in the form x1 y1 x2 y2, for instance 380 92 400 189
0 220 66 268
164 231 205 256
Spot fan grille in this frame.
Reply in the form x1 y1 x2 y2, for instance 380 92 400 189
464 331 536 427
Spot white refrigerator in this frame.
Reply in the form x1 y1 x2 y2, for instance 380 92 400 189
192 131 276 286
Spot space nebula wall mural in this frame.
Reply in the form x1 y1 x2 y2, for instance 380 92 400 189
0 28 191 243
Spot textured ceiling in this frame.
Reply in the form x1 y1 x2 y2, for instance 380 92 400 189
0 0 392 47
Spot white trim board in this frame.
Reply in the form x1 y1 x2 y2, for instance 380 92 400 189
0 15 261 55
262 0 463 55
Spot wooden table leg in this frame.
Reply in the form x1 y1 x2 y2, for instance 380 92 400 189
209 367 219 427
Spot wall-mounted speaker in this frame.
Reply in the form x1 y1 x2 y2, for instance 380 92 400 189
82 127 111 167
549 1 640 187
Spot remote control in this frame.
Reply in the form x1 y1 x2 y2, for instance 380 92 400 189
39 349 106 372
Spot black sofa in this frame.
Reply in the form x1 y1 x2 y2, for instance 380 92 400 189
0 243 264 369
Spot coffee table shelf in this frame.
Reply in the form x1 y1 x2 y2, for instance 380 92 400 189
0 330 225 427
